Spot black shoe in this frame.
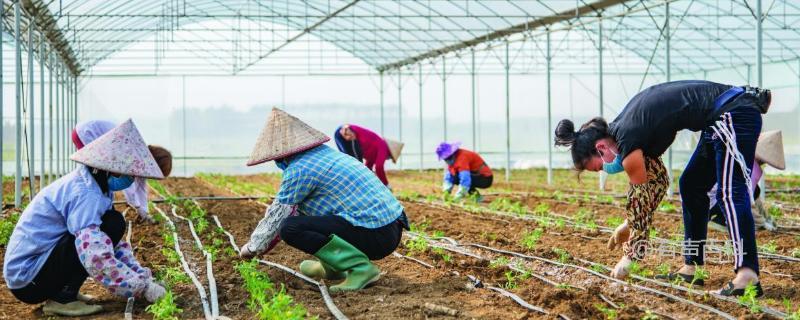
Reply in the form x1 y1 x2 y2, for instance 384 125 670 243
654 272 704 286
717 281 764 297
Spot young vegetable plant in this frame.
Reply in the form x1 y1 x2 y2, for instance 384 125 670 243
146 291 183 320
605 216 624 228
657 201 677 213
759 240 778 254
489 256 511 269
236 260 309 320
503 270 518 290
594 303 619 320
520 228 543 250
783 298 800 320
552 248 570 263
738 283 762 313
691 266 709 287
0 213 20 246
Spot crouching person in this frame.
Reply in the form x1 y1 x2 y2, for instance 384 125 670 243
3 120 166 316
240 108 409 292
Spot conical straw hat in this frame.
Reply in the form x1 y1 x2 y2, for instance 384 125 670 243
385 139 404 163
70 119 164 179
247 107 330 166
755 130 785 170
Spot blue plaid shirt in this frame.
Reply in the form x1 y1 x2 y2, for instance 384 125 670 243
275 145 404 229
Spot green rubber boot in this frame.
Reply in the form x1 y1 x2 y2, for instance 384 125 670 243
315 235 380 292
299 260 345 280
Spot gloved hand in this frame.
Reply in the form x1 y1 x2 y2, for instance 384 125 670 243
240 243 258 259
442 182 453 193
611 256 633 280
144 281 166 303
453 187 468 200
137 208 157 224
607 220 630 251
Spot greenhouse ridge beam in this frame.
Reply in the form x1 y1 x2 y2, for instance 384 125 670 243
20 0 81 75
376 0 631 72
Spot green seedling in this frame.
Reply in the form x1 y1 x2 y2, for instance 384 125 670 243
738 283 762 313
641 310 660 320
404 237 429 255
236 260 309 320
783 298 800 320
554 217 566 230
552 248 570 263
690 265 709 286
760 240 778 254
594 303 618 320
628 261 652 277
503 270 518 289
792 248 800 258
146 290 183 320
657 201 677 213
605 216 624 227
157 266 190 286
767 205 782 219
0 213 21 246
591 264 607 273
556 283 571 290
409 220 430 233
648 228 659 239
656 263 670 277
161 248 181 265
520 228 543 250
489 256 510 269
532 203 550 215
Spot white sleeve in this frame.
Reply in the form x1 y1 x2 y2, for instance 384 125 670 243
244 200 297 254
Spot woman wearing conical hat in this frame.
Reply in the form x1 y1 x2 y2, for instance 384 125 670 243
240 108 409 292
72 120 173 223
708 130 785 231
3 120 167 316
334 124 403 187
436 142 493 202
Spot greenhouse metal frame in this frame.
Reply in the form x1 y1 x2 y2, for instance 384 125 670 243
1 0 798 208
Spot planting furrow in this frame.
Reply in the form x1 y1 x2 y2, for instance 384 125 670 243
415 197 800 263
154 206 213 319
210 213 349 320
405 232 736 320
168 205 220 318
405 200 798 318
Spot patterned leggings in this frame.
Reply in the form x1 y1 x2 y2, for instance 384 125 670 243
623 157 669 260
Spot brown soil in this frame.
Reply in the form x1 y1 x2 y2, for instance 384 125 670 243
3 171 798 319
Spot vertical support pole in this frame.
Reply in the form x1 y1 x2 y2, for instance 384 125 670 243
55 64 60 177
61 65 66 174
442 57 447 142
504 41 511 182
61 63 65 175
40 38 45 189
379 70 384 136
48 54 53 184
598 17 607 190
546 31 553 185
418 65 423 172
665 2 674 197
26 21 36 195
0 2 4 206
471 49 477 150
398 71 403 169
28 22 35 195
756 0 763 88
14 1 23 208
756 0 765 199
182 75 187 176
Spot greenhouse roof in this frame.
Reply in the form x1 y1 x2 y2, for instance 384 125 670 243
6 0 800 76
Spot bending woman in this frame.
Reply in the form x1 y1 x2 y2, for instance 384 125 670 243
4 120 167 316
241 109 408 292
73 120 173 223
334 124 401 186
554 80 770 297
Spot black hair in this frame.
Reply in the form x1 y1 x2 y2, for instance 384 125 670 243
554 117 611 171
89 167 111 194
